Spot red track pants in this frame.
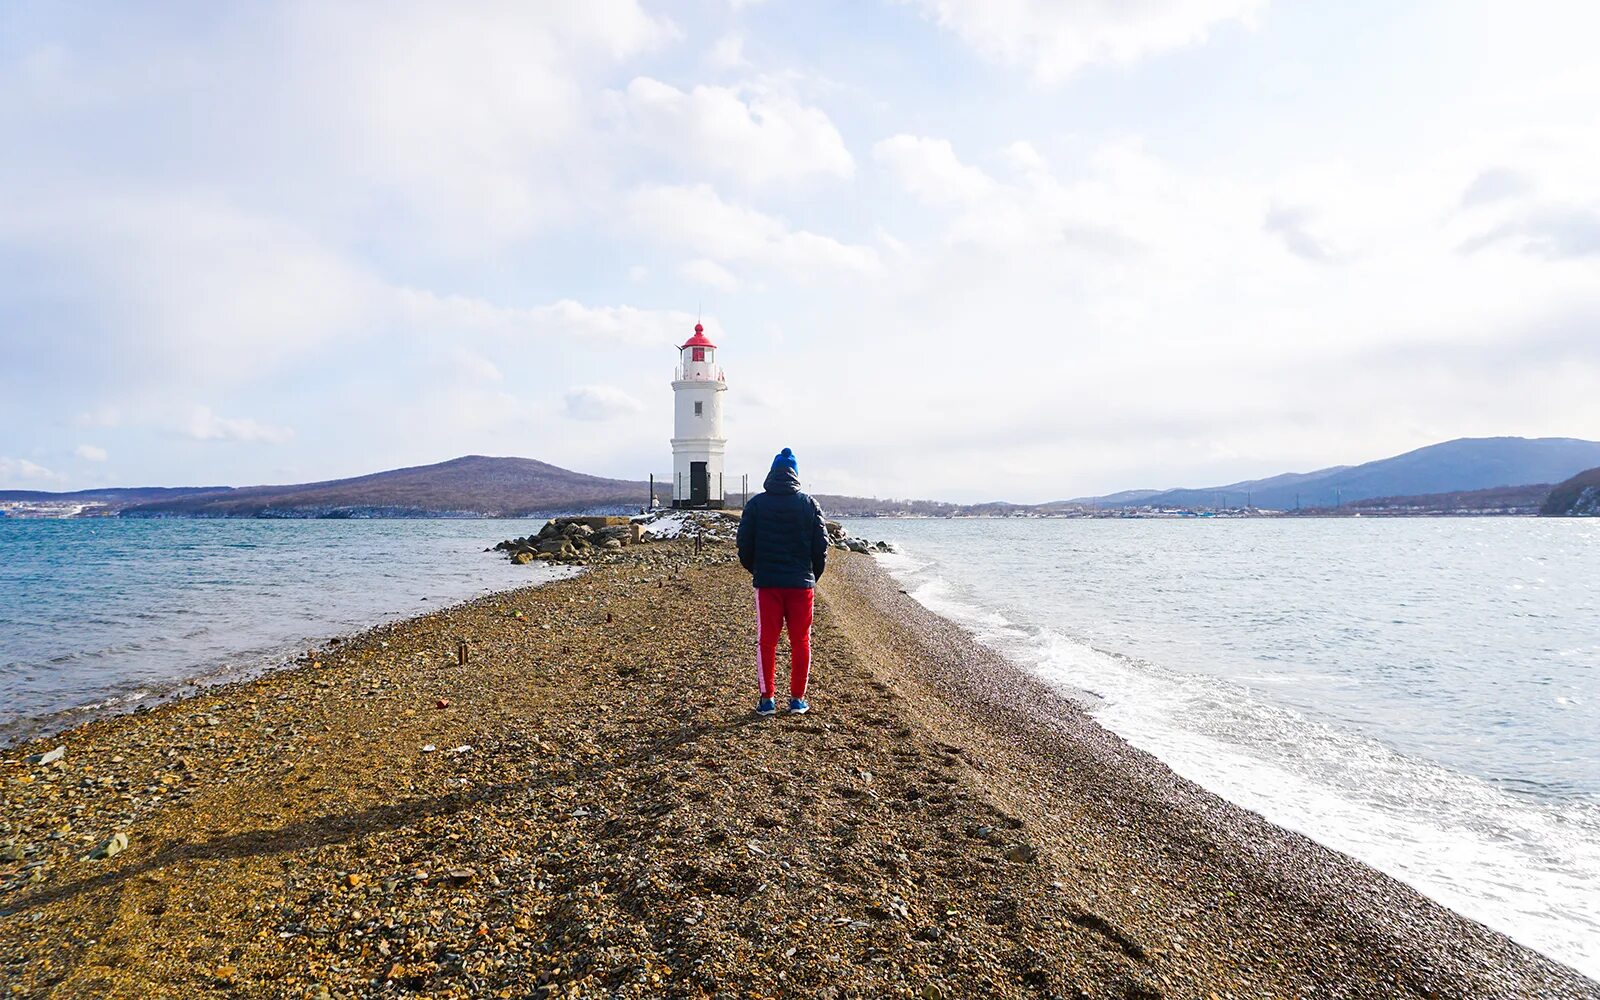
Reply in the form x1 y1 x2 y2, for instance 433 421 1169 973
755 587 814 700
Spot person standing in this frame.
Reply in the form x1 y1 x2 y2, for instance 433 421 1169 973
736 447 828 716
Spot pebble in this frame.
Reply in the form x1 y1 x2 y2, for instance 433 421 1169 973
87 832 128 860
25 746 65 766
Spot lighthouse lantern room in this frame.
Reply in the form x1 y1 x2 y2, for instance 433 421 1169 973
670 323 727 508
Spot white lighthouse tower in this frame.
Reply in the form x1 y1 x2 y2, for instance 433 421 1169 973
670 322 727 508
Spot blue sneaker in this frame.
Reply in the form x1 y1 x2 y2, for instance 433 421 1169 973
756 697 777 717
787 698 810 715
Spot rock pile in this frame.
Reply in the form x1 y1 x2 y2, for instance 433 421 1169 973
496 511 747 566
636 508 742 544
825 520 896 554
492 511 899 566
494 516 640 565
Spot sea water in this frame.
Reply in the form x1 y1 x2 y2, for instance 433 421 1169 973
0 518 564 743
842 516 1600 980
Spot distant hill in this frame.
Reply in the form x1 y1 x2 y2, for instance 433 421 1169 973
1540 467 1600 516
11 437 1598 520
91 456 658 518
1313 483 1552 516
1078 437 1600 511
1065 488 1164 506
0 486 228 504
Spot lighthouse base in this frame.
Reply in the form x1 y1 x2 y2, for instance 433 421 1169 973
671 498 727 510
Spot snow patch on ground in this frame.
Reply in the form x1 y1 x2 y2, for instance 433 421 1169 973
633 511 690 538
632 509 740 541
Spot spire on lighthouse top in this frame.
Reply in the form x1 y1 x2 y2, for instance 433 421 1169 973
680 322 716 349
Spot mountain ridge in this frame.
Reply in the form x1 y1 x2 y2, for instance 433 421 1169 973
6 437 1599 519
120 455 655 518
0 456 655 518
1072 437 1600 511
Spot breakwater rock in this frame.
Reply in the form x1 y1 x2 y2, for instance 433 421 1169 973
494 510 742 566
826 519 897 554
495 516 639 565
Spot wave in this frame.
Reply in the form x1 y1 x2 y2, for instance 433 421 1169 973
874 545 1600 980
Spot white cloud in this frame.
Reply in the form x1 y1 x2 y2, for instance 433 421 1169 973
2 192 384 383
904 0 1265 83
397 292 697 349
1263 204 1335 262
1461 168 1532 208
617 77 853 186
0 3 682 262
873 133 1159 253
824 121 1600 498
283 1 679 247
708 33 750 72
74 407 122 429
1000 139 1047 174
74 444 108 462
681 258 740 291
0 457 61 484
1460 205 1600 260
183 406 294 444
446 349 504 383
565 385 645 421
627 184 879 278
874 135 996 203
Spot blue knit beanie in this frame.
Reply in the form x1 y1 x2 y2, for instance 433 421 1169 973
771 447 798 473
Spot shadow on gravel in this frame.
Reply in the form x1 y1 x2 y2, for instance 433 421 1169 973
1 713 760 917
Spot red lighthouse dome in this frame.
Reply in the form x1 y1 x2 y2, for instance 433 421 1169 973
680 322 716 349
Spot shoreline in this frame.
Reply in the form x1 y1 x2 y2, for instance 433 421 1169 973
0 518 576 751
0 577 565 754
2 533 1595 998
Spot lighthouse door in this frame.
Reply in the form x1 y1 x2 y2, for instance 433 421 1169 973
690 462 709 504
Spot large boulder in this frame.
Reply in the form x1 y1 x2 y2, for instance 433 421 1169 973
570 515 632 530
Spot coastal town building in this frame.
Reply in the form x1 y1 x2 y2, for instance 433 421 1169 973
670 323 727 508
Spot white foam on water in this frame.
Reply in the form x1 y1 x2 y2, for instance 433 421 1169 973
877 546 1600 981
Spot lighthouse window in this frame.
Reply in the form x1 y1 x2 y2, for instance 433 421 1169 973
692 347 705 362
694 401 703 416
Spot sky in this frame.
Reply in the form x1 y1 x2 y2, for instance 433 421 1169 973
2 0 1598 503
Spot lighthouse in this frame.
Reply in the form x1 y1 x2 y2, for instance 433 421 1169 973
670 322 727 508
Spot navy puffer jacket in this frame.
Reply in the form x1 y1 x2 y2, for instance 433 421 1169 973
737 467 829 589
